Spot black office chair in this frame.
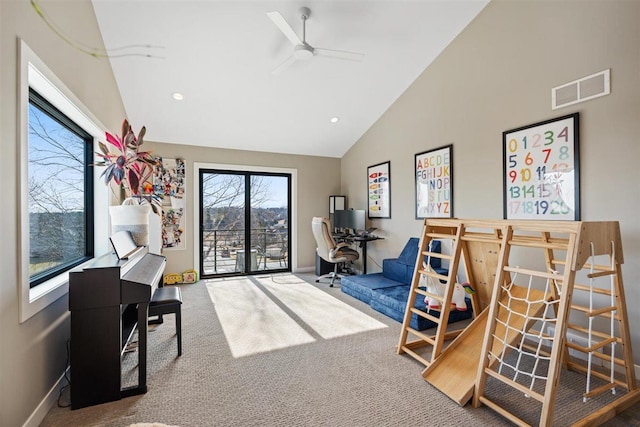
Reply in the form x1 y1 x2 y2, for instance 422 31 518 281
149 286 183 356
311 217 359 286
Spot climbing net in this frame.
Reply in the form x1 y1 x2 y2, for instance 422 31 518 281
489 270 561 395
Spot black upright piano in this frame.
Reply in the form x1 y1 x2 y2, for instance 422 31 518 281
68 244 166 409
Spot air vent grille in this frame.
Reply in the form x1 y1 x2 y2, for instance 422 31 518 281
552 69 610 110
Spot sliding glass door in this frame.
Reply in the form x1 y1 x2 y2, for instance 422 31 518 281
200 170 290 278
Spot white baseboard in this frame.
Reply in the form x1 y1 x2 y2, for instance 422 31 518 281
23 368 69 427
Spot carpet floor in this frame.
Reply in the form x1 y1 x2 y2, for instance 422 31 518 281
41 273 640 426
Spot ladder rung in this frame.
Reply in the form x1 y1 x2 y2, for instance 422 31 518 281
566 323 621 342
587 270 616 279
566 361 630 389
566 337 617 353
582 262 617 272
410 307 441 324
413 287 429 297
398 345 431 367
404 323 437 345
417 268 448 282
402 338 431 350
503 266 563 281
570 304 618 318
422 250 453 260
554 260 615 273
584 382 616 399
507 238 569 250
459 234 501 244
572 283 614 296
590 306 618 317
425 232 457 240
585 349 627 367
415 288 444 303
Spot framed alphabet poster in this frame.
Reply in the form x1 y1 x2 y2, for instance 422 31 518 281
503 113 580 220
415 144 453 218
367 161 390 218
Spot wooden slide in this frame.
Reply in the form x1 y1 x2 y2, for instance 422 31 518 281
422 285 549 406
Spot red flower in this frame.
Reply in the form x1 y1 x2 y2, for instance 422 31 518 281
95 119 158 197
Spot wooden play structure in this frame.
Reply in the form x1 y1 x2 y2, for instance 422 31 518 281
397 218 640 426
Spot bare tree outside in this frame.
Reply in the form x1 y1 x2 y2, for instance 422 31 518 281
201 172 289 275
28 100 88 279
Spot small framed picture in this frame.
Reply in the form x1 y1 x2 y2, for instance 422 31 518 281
415 145 453 218
502 113 580 220
367 161 390 218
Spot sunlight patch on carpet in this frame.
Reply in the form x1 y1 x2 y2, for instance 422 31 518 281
206 277 315 358
258 274 387 339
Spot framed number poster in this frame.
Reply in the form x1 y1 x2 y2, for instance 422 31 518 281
367 161 390 218
415 144 453 218
503 113 580 220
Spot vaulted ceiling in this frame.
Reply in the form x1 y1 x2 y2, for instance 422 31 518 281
92 1 489 158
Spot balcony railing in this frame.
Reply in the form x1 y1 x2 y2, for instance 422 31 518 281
201 227 288 275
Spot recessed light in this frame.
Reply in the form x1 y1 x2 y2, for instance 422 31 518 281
330 116 340 123
172 92 184 101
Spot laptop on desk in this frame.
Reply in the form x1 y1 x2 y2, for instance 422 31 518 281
359 227 378 237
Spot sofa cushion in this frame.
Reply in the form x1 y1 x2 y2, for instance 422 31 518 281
370 285 473 331
340 273 401 305
396 237 420 265
394 237 442 269
382 238 443 284
382 258 413 285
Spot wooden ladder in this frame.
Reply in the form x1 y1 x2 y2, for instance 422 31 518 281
396 219 482 367
472 221 640 427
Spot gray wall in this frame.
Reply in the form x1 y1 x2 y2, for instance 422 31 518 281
341 0 640 362
0 1 126 426
3 1 639 425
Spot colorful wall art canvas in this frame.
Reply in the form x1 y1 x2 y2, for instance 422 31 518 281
153 158 186 250
367 161 390 218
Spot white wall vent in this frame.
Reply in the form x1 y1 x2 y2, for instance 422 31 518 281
552 69 610 110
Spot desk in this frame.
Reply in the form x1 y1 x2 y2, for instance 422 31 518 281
333 234 383 274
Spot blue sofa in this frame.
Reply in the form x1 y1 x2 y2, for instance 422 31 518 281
341 238 472 330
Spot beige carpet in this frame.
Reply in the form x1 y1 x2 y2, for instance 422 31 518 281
129 424 178 427
205 274 387 357
40 273 640 426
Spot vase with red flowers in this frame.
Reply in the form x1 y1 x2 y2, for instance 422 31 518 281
95 119 161 246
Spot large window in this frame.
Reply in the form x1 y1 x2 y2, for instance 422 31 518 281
28 89 94 287
199 170 291 277
18 40 109 323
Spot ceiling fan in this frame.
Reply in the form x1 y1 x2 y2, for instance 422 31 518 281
267 7 364 75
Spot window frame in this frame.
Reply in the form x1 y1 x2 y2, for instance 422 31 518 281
28 88 95 288
18 39 110 323
193 162 298 277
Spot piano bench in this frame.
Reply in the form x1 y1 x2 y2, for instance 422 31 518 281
149 286 183 356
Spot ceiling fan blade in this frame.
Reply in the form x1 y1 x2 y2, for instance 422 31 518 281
267 11 302 46
314 48 364 62
271 55 296 76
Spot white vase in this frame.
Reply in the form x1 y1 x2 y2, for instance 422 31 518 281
109 202 151 246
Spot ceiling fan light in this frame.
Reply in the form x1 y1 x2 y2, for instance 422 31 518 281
294 44 314 60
